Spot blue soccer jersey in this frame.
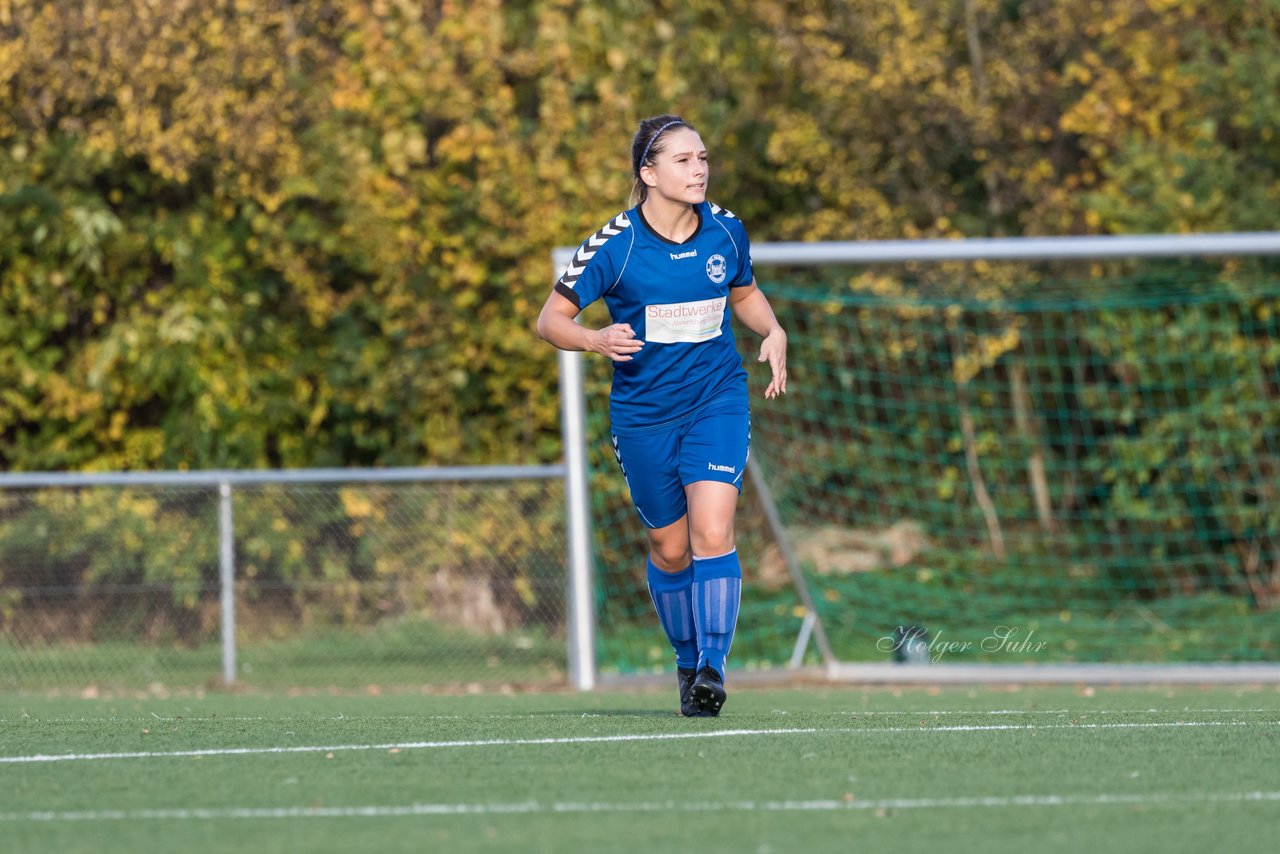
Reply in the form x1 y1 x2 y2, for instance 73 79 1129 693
554 201 754 433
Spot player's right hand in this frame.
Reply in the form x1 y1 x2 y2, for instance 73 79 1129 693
591 323 644 362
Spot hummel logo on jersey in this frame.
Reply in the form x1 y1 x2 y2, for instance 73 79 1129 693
706 254 727 284
708 462 736 474
670 249 698 260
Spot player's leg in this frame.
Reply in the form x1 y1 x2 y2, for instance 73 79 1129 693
685 481 741 714
678 405 750 715
645 517 701 715
612 430 700 715
644 515 695 672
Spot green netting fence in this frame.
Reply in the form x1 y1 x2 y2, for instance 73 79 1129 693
584 260 1280 672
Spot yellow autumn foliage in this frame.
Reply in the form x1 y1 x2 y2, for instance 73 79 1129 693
0 0 1273 474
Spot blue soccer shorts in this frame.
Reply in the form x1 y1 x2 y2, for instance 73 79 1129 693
611 401 750 529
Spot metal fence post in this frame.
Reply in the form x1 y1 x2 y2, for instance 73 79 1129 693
559 346 597 690
218 480 237 686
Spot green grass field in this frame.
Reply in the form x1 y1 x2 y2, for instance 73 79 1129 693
3 683 1277 853
0 621 566 692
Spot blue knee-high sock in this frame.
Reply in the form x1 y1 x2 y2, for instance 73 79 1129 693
691 550 742 679
647 558 697 670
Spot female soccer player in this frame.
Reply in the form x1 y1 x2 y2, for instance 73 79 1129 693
537 115 787 716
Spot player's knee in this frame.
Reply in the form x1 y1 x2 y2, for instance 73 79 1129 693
650 546 691 572
690 524 735 557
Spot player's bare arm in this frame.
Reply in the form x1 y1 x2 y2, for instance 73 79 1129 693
536 291 645 362
729 281 788 398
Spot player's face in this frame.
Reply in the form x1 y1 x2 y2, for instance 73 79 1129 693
645 128 709 205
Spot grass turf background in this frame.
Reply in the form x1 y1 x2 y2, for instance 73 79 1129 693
3 684 1278 853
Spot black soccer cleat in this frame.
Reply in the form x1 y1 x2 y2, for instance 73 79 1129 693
689 665 726 717
678 666 702 717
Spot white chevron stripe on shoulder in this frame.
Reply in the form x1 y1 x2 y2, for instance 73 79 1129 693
580 213 632 250
709 203 737 219
558 212 633 285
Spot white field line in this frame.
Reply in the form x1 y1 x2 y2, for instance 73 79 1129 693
825 708 1280 717
5 708 1277 724
2 791 1279 822
1 720 1274 765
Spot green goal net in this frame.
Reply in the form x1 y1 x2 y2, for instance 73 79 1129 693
583 256 1280 673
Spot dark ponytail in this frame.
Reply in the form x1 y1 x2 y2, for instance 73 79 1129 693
629 114 693 206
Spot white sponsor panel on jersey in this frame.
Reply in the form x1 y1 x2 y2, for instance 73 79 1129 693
645 297 726 343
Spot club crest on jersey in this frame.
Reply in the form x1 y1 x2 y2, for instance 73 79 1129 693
706 254 727 284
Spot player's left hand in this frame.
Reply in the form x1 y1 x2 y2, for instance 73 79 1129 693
758 328 788 399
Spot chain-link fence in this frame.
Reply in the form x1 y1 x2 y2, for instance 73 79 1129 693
0 468 569 692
